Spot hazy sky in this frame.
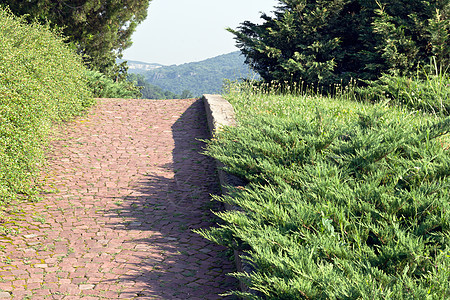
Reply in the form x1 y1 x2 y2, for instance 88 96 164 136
122 0 278 65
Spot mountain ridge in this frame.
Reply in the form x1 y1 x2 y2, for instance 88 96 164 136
124 51 257 97
117 59 163 72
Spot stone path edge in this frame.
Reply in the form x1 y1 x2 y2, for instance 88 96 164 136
201 94 253 295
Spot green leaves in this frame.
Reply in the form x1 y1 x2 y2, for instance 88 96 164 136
0 7 94 205
2 0 151 79
85 69 141 98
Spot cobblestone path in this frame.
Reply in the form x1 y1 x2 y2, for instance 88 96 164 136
0 99 237 299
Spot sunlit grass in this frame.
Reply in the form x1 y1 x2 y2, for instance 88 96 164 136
223 79 442 132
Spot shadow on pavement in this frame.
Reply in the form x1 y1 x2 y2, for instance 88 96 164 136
104 99 239 299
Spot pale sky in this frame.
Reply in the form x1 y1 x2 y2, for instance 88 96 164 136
122 0 278 65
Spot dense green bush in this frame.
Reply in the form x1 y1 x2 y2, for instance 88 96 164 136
0 7 94 204
229 0 449 86
85 69 142 98
2 0 151 79
200 84 450 299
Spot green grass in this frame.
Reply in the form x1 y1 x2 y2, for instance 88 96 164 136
223 79 439 134
199 80 450 299
357 61 450 116
0 7 94 207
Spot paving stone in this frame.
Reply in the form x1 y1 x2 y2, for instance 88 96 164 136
23 234 38 239
34 264 47 269
199 248 212 253
79 284 95 290
0 98 238 298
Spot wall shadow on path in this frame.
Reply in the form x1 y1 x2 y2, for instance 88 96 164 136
103 99 238 299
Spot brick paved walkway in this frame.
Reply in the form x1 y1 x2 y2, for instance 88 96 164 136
0 99 237 299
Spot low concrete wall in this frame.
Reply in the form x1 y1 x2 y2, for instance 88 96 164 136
202 94 237 133
201 94 253 295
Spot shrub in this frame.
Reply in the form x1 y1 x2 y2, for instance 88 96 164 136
229 0 449 87
200 84 450 299
85 69 142 98
1 0 151 79
0 7 94 205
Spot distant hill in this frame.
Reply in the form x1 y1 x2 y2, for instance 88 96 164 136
118 59 163 73
125 52 258 97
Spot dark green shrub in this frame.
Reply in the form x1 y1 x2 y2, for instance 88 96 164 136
1 0 151 79
229 0 449 86
85 69 142 98
372 0 449 76
0 7 94 204
201 95 450 298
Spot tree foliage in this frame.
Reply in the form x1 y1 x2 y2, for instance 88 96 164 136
229 0 449 86
2 0 151 78
86 70 142 98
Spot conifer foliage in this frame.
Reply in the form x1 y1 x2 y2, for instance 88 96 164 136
2 0 151 79
201 103 450 298
229 0 449 86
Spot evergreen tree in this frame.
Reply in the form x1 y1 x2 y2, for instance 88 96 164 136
373 0 450 75
2 0 151 79
229 0 449 86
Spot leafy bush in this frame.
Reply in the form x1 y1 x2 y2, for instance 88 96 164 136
85 69 142 98
200 84 450 299
0 7 94 204
2 0 151 79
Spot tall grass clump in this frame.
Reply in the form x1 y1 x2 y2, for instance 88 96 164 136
222 79 371 122
0 7 94 205
358 59 450 115
200 81 450 299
